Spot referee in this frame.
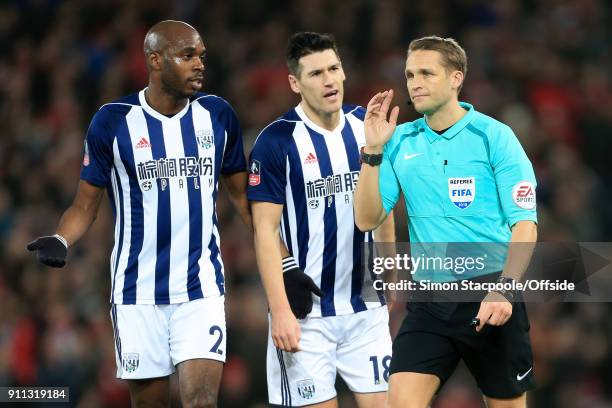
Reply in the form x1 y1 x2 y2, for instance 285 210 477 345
353 36 537 408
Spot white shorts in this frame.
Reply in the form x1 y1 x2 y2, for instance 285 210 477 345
110 295 226 379
267 306 392 406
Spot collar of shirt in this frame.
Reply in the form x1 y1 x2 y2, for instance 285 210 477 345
139 88 191 122
294 103 346 136
415 102 475 144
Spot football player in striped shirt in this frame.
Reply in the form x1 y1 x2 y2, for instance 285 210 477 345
248 32 395 408
27 20 249 407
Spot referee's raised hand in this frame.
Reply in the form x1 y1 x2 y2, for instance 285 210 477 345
364 89 399 151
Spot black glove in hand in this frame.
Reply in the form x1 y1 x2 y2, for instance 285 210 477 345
27 235 68 267
282 256 324 319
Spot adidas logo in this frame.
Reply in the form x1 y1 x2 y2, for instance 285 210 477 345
135 137 151 149
303 152 318 164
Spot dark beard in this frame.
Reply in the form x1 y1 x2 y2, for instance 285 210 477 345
160 59 192 99
160 75 190 99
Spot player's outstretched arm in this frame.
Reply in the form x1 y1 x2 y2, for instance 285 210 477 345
27 180 104 267
251 201 301 352
222 171 252 230
354 90 399 231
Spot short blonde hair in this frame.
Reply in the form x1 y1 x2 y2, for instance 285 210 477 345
408 36 467 93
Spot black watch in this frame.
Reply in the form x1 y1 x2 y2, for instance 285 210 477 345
360 147 383 166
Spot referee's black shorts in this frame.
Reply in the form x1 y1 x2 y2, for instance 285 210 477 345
389 299 536 399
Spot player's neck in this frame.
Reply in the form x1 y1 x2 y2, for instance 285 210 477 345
425 99 466 131
300 101 340 131
144 85 188 116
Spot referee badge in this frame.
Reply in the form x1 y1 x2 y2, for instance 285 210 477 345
448 177 475 209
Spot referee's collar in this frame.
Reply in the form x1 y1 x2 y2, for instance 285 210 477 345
420 102 475 143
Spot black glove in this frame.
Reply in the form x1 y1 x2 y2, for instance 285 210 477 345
282 256 324 319
27 235 68 268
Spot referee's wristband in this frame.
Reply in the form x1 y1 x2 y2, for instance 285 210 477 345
360 147 383 166
282 256 298 273
490 276 516 303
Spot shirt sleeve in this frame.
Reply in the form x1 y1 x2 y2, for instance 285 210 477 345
221 103 247 175
247 127 287 205
490 125 538 227
379 138 401 214
80 108 114 187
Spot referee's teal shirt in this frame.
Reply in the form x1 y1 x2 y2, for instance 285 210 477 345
379 102 537 281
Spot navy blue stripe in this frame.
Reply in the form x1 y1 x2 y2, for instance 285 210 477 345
111 166 126 304
115 306 123 360
146 116 171 304
307 127 338 317
368 232 386 305
106 182 117 303
279 220 286 242
107 184 117 218
276 349 286 406
116 118 143 304
351 227 368 312
341 119 361 171
282 205 292 255
180 111 204 300
209 212 224 295
341 120 367 312
277 348 291 406
209 108 226 295
283 352 291 406
111 305 122 365
287 140 309 271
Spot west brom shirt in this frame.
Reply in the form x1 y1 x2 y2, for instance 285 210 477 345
80 89 246 305
248 104 385 317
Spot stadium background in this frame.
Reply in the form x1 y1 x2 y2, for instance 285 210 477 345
1 0 611 406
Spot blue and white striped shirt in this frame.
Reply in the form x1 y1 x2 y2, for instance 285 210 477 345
248 104 385 317
81 89 246 304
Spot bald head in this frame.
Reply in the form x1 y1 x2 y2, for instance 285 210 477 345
143 20 206 98
144 20 201 57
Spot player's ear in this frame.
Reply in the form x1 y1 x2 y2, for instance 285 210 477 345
147 51 163 71
451 70 464 91
288 74 301 94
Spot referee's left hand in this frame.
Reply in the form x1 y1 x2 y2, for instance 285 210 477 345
474 291 512 332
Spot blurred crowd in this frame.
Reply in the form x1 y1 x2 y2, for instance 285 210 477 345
1 0 611 406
